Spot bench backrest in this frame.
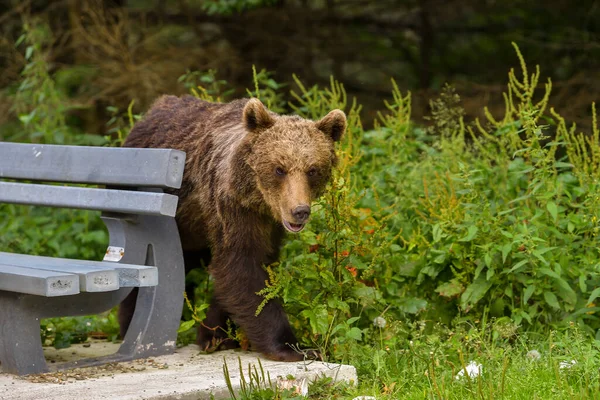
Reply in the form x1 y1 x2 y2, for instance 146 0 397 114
0 143 186 217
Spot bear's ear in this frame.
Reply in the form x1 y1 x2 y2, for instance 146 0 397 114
315 109 346 142
243 98 275 132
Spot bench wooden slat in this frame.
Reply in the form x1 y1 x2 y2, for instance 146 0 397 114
0 252 158 288
0 253 119 292
0 182 179 217
0 264 80 297
0 143 185 188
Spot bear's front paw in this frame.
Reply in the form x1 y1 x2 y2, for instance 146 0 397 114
263 346 322 362
197 324 240 353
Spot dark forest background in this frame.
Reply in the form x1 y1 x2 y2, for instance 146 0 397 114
0 0 598 134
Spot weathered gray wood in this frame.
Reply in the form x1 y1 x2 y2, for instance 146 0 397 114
0 182 179 216
0 254 119 292
0 252 158 288
0 264 79 297
0 142 185 188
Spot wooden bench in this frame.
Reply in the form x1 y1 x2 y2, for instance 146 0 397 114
0 142 187 375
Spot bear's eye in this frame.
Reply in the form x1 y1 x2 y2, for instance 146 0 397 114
275 167 286 176
307 167 318 177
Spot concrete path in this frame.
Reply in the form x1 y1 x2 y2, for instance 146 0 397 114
0 343 357 399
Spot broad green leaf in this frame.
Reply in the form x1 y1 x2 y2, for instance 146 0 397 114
420 263 444 279
498 208 517 216
554 161 574 169
330 323 344 336
531 250 549 265
523 285 536 303
435 280 464 298
327 298 350 313
543 291 561 310
319 270 337 284
535 247 558 255
579 275 587 293
509 194 531 204
432 224 443 243
15 34 25 47
300 306 329 335
390 244 401 252
433 253 446 264
345 327 363 341
484 252 492 268
474 263 485 280
461 275 492 309
399 262 419 277
587 287 600 305
354 285 382 304
509 259 529 273
25 45 33 60
459 225 478 242
539 268 561 280
177 319 196 333
397 297 427 314
490 297 505 316
546 201 558 222
502 243 512 264
556 282 577 305
518 309 532 324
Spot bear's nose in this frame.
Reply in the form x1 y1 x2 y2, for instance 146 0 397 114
292 205 311 223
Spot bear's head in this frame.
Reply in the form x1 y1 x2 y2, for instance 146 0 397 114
243 98 346 233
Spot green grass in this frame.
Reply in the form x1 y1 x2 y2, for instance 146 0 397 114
224 325 600 399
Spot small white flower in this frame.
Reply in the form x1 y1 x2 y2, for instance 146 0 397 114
352 397 377 400
526 350 541 361
373 316 387 328
559 360 577 370
455 361 483 380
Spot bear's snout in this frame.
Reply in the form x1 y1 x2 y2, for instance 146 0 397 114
292 204 311 223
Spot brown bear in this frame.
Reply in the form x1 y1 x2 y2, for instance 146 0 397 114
119 95 346 361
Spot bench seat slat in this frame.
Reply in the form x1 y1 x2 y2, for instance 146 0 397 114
0 252 158 288
0 143 185 189
0 253 119 293
0 182 179 217
0 264 80 297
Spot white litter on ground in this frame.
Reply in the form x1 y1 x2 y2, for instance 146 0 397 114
559 360 577 370
455 361 483 380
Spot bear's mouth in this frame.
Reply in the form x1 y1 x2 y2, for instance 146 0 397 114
283 220 306 233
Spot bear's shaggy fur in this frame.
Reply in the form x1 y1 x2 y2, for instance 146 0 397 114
120 95 346 361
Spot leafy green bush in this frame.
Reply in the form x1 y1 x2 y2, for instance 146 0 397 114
369 44 600 336
244 44 600 365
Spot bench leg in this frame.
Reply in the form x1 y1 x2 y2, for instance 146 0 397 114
0 293 48 375
102 214 185 359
